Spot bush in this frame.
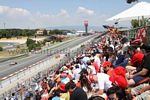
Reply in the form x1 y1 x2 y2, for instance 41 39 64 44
26 38 36 52
0 46 3 51
26 38 42 52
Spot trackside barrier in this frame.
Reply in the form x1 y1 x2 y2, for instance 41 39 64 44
0 35 97 99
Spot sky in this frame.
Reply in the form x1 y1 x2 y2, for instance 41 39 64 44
0 0 149 29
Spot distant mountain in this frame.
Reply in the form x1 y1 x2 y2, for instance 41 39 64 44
46 25 104 31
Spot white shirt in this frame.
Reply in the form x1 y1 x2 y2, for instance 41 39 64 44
73 68 81 80
94 56 101 67
110 44 114 50
96 73 112 91
122 42 130 52
82 56 90 63
88 65 96 74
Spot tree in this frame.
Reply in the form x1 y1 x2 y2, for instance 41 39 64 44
49 30 55 35
26 38 42 52
0 31 2 39
26 38 36 52
22 29 27 36
49 29 64 35
26 38 35 47
131 19 140 28
131 18 150 28
5 30 12 38
26 30 31 37
0 29 36 38
147 21 150 26
43 29 48 36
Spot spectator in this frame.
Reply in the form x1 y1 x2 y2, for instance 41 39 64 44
51 90 62 100
24 89 33 100
94 52 101 68
88 96 105 100
109 66 128 89
131 83 150 100
113 54 128 68
80 68 88 76
127 51 144 70
73 65 81 80
89 73 112 95
106 86 127 100
4 97 9 100
59 83 70 100
67 81 88 100
87 61 96 75
82 54 90 64
101 61 112 75
108 53 116 64
91 58 100 73
10 93 18 100
127 50 150 86
34 90 41 100
78 74 92 98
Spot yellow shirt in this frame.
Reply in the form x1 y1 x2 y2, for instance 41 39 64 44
60 92 70 100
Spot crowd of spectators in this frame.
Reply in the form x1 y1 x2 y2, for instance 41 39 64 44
8 33 150 100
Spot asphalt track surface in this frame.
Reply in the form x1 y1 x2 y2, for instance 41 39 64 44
0 35 98 78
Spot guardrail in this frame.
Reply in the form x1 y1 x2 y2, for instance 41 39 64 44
0 35 97 99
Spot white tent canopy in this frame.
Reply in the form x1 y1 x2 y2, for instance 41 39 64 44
107 2 150 21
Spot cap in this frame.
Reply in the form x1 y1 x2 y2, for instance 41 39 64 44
110 75 128 89
102 61 112 68
114 66 126 76
109 68 128 89
131 52 144 66
59 83 66 92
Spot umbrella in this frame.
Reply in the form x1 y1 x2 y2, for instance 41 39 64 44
107 2 150 21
